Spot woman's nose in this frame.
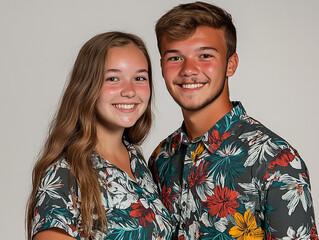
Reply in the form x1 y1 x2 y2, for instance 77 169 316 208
121 81 136 98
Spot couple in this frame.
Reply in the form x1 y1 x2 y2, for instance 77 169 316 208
26 2 318 240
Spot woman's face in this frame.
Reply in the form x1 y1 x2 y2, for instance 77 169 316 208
95 43 150 131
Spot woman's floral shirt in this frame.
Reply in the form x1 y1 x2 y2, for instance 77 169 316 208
149 102 318 240
31 141 172 239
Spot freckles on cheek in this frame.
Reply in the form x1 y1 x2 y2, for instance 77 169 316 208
137 85 151 99
101 85 118 95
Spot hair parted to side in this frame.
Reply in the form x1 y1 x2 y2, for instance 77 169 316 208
155 1 237 59
26 31 153 239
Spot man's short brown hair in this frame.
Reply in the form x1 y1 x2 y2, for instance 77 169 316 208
156 1 237 59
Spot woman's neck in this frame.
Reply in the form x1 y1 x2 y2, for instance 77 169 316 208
95 122 125 158
94 122 136 181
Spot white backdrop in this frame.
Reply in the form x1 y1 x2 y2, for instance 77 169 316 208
1 0 318 238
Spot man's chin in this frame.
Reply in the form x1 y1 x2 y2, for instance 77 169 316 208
178 101 208 112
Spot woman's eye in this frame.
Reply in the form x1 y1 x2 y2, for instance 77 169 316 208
106 77 118 82
136 77 147 81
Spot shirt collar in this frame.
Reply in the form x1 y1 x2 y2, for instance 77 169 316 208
174 101 246 154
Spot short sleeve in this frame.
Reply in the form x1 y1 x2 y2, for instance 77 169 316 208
31 160 83 240
262 147 318 239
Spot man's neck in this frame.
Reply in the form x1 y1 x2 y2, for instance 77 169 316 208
182 97 233 141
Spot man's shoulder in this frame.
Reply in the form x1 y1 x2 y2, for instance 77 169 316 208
239 114 291 147
149 127 182 166
237 113 302 170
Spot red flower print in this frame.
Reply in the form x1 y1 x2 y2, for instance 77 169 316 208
311 222 319 240
188 161 210 188
202 186 239 218
69 224 77 232
294 149 300 158
178 236 185 240
264 171 270 180
266 232 278 240
268 149 295 169
172 134 181 151
130 200 155 227
301 173 308 179
161 185 178 212
208 129 232 153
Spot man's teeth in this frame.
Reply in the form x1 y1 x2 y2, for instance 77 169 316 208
115 104 135 109
182 83 204 89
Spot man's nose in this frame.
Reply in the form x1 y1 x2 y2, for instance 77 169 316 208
180 58 199 77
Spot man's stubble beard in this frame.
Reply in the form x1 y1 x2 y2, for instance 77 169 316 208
171 74 227 112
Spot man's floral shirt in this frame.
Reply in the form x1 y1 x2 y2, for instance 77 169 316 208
149 102 318 240
32 141 172 239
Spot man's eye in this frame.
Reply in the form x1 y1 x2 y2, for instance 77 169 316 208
168 56 182 61
106 77 118 82
200 54 212 59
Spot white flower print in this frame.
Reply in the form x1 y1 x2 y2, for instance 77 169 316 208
214 217 229 232
216 143 242 158
141 171 157 195
189 221 200 240
107 181 138 209
36 167 64 207
282 225 310 240
239 130 279 167
238 177 261 196
280 173 312 215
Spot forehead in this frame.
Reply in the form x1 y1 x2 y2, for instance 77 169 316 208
160 26 226 55
105 43 148 66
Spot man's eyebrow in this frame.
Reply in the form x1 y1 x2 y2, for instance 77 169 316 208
163 47 219 56
197 46 219 52
162 49 180 57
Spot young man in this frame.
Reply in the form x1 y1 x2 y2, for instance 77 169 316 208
149 2 318 239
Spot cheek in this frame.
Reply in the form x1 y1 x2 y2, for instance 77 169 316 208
102 85 119 94
201 62 216 74
162 64 179 79
201 61 227 77
98 85 120 100
136 84 151 102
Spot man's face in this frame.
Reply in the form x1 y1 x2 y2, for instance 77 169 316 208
160 26 236 112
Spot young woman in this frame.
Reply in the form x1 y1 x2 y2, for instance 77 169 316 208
26 32 172 240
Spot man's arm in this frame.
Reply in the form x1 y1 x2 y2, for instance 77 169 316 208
261 147 318 239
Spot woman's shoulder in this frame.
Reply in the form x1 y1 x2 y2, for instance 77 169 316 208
32 157 81 239
39 157 78 198
43 157 71 177
48 157 70 170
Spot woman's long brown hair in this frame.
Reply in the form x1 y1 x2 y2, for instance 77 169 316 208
26 32 153 239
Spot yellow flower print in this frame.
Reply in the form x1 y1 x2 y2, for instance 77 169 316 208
191 142 205 162
229 209 264 240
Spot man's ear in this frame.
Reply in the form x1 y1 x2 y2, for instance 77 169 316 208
226 52 239 77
